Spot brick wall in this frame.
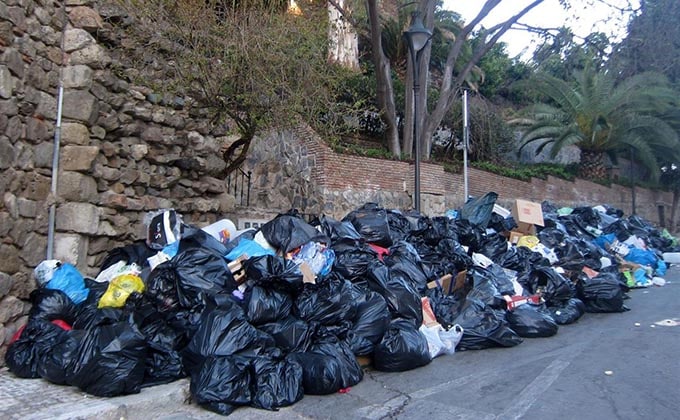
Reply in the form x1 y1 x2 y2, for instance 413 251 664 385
297 132 672 226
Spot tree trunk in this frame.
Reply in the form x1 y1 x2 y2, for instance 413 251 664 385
579 150 608 180
366 0 400 156
327 0 359 70
671 189 680 233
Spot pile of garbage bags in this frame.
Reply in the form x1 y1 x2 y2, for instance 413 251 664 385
5 196 677 416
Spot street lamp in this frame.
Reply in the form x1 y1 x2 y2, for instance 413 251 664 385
403 11 432 212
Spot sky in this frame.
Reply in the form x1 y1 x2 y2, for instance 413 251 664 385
443 0 640 59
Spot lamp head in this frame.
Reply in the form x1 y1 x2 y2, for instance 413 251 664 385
403 11 432 53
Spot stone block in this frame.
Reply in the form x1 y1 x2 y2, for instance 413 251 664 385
62 90 99 124
17 197 38 218
20 233 46 267
0 136 15 169
70 44 110 69
34 89 57 120
0 296 24 324
54 233 88 268
33 141 53 168
60 145 99 171
63 27 93 52
0 65 14 99
0 272 12 298
10 271 34 300
62 64 93 89
56 202 99 234
1 48 24 78
25 116 50 142
21 172 51 201
68 6 103 31
61 122 90 145
0 245 20 274
57 170 98 202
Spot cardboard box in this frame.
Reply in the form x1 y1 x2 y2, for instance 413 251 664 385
508 231 524 245
511 199 544 234
426 271 467 295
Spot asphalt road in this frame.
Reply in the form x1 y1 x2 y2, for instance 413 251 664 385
157 265 680 420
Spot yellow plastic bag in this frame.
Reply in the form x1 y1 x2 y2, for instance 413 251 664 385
98 274 145 308
516 235 539 250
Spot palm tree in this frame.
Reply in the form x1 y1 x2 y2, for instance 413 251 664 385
513 66 680 180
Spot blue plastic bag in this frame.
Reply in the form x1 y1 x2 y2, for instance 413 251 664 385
226 238 275 261
45 263 89 304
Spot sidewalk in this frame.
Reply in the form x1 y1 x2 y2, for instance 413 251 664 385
0 371 191 420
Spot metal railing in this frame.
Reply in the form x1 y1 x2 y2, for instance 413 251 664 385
227 168 252 207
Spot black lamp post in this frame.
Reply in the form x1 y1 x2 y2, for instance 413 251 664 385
403 11 432 212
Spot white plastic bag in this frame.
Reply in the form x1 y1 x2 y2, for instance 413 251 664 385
419 324 464 359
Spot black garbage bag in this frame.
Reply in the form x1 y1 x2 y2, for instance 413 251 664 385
577 272 627 313
571 206 601 228
373 318 431 372
190 355 252 416
38 329 86 385
261 214 329 254
173 248 239 308
386 209 415 243
464 267 507 309
182 298 275 372
453 219 484 251
145 263 182 313
478 232 510 262
452 298 523 350
28 288 79 324
251 355 304 410
488 213 518 234
366 261 422 325
424 287 464 328
343 203 393 247
497 246 530 273
384 241 431 293
257 316 315 353
294 273 357 326
547 298 586 325
244 285 293 326
68 321 147 397
138 316 186 387
331 238 380 282
99 240 155 271
537 227 566 249
5 319 70 379
291 327 363 393
71 305 125 331
602 219 632 242
244 255 305 294
348 287 390 355
518 267 574 305
287 352 345 395
506 304 559 338
459 192 498 229
554 240 586 271
412 216 457 245
318 214 362 243
176 226 228 257
561 215 596 239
